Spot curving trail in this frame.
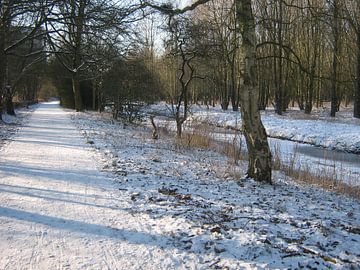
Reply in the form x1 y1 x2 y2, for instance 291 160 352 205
1 102 359 269
0 102 176 270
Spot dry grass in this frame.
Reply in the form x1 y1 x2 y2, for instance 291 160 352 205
156 122 360 200
177 130 213 150
220 135 246 166
273 146 360 200
283 165 360 199
182 125 246 165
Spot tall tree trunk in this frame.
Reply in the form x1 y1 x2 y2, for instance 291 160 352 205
330 0 339 117
176 118 182 138
5 91 15 115
221 63 229 110
236 0 272 183
71 0 86 111
72 76 83 112
354 30 360 118
0 0 9 121
305 75 314 114
304 15 320 115
0 41 5 121
230 64 238 111
274 0 284 115
92 80 97 110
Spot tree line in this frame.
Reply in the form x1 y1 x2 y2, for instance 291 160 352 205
1 0 360 183
148 0 360 118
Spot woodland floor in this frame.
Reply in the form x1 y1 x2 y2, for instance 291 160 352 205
0 102 359 269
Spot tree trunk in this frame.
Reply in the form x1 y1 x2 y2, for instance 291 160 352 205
0 45 4 121
230 65 238 111
354 30 360 118
236 0 272 183
221 64 229 110
71 0 86 112
274 0 284 115
72 77 83 112
176 118 182 138
0 2 8 121
5 93 15 115
258 83 268 110
304 75 314 114
330 0 339 117
304 18 319 115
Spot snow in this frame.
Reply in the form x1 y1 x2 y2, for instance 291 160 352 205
0 105 35 148
0 102 359 269
143 104 360 187
74 109 360 269
145 103 360 154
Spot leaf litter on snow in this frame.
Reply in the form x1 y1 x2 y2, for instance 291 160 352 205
72 111 360 269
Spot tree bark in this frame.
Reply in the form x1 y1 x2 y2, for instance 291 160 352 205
71 0 86 111
72 77 83 112
304 71 315 114
5 92 15 115
354 30 360 118
230 63 239 111
236 0 272 183
304 13 320 115
92 80 97 111
0 0 9 121
0 36 5 121
220 62 229 110
176 118 182 138
274 0 284 115
330 0 339 117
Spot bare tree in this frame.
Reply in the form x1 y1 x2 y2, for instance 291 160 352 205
142 0 272 182
344 1 360 118
234 0 272 182
45 0 138 111
0 0 47 119
164 16 203 137
329 0 341 117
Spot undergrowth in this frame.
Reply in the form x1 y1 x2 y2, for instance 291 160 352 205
154 120 360 200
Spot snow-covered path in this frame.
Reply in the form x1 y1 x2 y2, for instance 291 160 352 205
0 102 175 269
1 102 360 269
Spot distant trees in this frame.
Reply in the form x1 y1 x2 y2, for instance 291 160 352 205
0 0 47 119
103 55 162 121
44 0 163 115
160 16 207 137
44 0 133 111
3 0 360 119
167 1 360 119
2 0 360 183
343 1 360 118
139 0 360 181
198 1 240 111
143 0 273 183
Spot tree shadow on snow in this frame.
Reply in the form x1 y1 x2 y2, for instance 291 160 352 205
0 206 172 249
0 163 111 189
0 184 124 212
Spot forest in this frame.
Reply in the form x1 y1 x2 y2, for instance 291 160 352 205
1 0 360 183
1 1 360 269
1 0 359 116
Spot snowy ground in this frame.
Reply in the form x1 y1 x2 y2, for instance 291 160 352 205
143 104 360 187
0 106 35 148
73 109 360 269
0 102 359 269
145 103 360 154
